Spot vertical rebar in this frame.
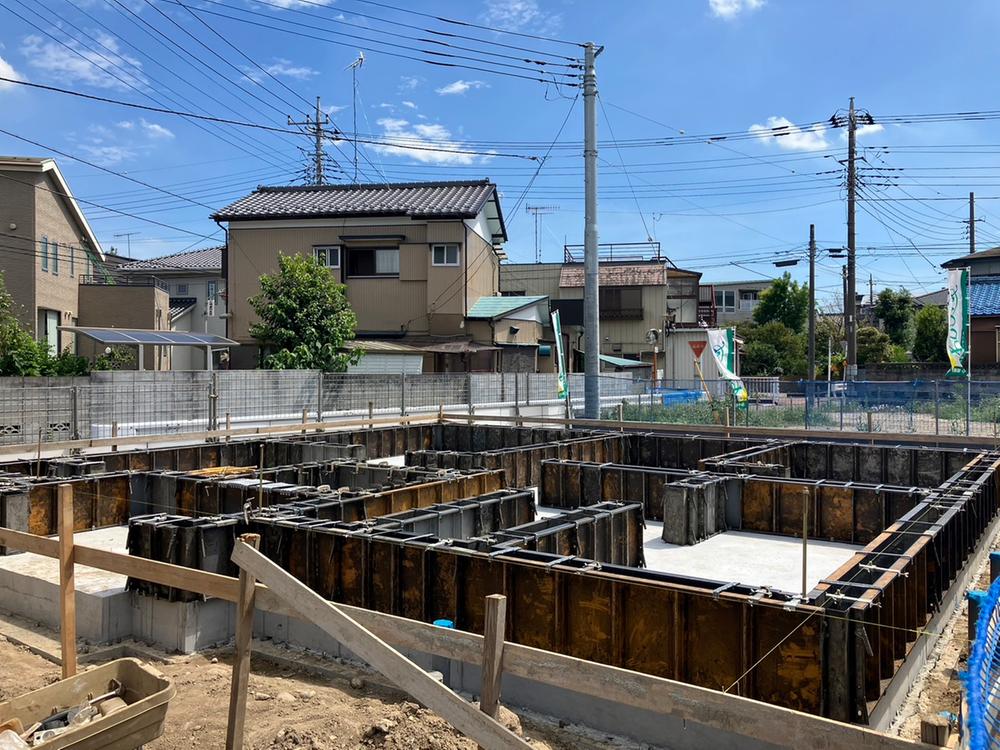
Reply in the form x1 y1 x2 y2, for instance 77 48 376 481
400 373 407 418
316 372 323 424
934 380 940 436
69 386 79 441
467 373 474 415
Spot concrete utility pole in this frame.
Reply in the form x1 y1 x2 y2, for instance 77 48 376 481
808 224 816 384
525 205 558 263
970 191 977 254
583 41 603 419
846 96 858 380
288 96 331 185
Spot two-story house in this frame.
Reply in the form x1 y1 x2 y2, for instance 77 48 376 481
0 156 105 353
115 246 227 370
212 180 519 371
942 247 1000 367
701 279 773 325
500 244 703 369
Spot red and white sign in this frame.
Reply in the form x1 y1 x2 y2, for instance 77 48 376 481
688 340 707 358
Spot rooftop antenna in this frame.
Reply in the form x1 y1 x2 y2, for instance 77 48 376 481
347 51 365 184
525 205 558 263
113 232 139 256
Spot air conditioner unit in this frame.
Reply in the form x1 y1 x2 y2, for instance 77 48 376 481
205 299 216 317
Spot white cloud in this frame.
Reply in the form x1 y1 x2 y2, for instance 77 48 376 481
481 0 561 34
435 79 488 96
21 33 146 90
749 115 829 152
857 123 884 139
323 104 347 115
401 101 418 110
140 119 174 139
253 0 333 8
709 0 764 19
398 76 421 91
370 117 489 166
0 55 22 90
78 144 136 166
116 120 134 130
244 58 317 82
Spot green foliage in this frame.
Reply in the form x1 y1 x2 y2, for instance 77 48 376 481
887 344 910 363
856 325 892 366
874 288 915 347
607 399 832 429
249 253 360 372
92 346 135 371
740 321 806 377
752 272 810 332
912 305 947 362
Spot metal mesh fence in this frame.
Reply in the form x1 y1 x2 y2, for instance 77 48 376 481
3 371 1000 447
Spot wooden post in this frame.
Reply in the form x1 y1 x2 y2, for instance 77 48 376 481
226 412 232 443
919 715 949 746
111 420 118 452
479 595 507 720
225 533 261 750
58 483 77 679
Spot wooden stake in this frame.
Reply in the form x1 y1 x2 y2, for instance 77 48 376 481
58 483 77 679
479 595 507 720
225 533 260 750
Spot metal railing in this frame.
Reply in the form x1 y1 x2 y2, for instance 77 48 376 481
966 576 1000 749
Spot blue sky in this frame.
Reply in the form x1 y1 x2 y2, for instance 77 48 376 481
2 0 1000 306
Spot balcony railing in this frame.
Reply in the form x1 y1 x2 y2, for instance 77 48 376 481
80 275 169 292
600 308 644 321
739 298 759 312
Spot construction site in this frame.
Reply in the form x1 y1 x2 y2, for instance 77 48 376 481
0 412 993 749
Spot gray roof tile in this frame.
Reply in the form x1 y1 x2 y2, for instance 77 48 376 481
119 245 223 272
212 180 498 221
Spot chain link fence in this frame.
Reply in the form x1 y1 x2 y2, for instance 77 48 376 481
3 371 1000 447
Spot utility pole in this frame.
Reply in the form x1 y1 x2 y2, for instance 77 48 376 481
970 191 977 254
583 41 603 419
842 265 848 339
525 205 558 263
288 96 331 185
846 96 858 381
808 224 816 386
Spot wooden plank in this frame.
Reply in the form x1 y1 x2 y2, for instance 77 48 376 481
479 594 507 720
231 541 533 750
225 534 260 750
57 484 77 679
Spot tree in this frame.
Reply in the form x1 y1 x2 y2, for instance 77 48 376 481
752 273 810 332
857 325 892 366
874 288 915 348
249 253 361 372
741 321 806 377
912 305 947 362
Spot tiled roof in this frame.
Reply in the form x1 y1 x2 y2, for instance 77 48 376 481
466 295 547 320
560 264 666 288
120 246 223 272
943 247 1000 268
972 275 1000 316
213 180 498 221
168 297 197 321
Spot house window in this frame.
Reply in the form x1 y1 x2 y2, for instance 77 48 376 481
314 245 341 268
599 286 643 320
346 247 399 277
51 241 59 275
207 281 217 299
69 245 75 277
502 290 526 296
176 283 188 295
715 290 736 312
432 243 460 266
41 236 48 271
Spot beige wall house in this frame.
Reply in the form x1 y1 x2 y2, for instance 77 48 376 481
703 279 773 325
213 180 512 371
0 157 105 354
116 246 227 370
501 248 704 369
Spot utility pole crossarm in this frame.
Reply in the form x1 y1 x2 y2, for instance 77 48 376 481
288 96 331 186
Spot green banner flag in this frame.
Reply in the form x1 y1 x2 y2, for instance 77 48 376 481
708 328 748 406
551 309 569 400
946 267 970 378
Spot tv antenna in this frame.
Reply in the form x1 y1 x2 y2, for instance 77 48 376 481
525 205 558 263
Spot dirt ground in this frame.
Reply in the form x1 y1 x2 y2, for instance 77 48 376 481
0 636 636 750
892 533 997 740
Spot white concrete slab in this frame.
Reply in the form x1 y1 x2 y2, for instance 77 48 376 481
0 526 129 593
641 524 860 594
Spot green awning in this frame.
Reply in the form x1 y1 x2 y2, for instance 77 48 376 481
599 354 649 369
